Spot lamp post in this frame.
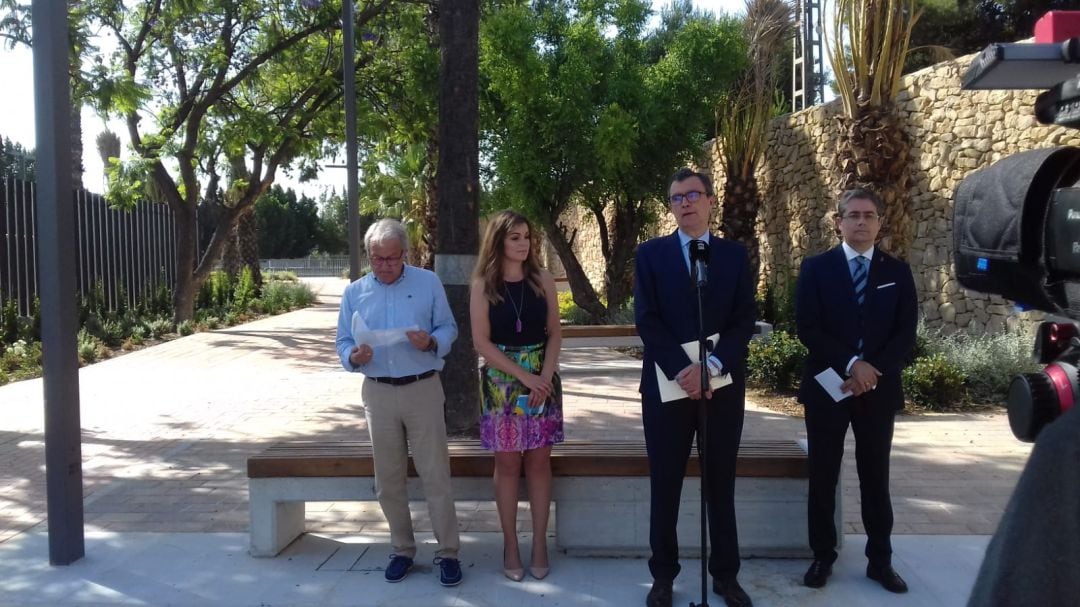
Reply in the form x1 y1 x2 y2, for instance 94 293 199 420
342 0 361 281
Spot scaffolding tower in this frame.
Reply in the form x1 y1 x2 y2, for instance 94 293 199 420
792 0 825 111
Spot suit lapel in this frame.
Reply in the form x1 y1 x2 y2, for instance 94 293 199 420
667 231 691 286
828 246 858 307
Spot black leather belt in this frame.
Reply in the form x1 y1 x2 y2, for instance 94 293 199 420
369 369 436 386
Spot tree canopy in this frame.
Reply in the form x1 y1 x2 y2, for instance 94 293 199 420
481 0 746 320
82 0 393 320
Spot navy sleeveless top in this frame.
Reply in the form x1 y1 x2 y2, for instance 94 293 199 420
489 279 550 346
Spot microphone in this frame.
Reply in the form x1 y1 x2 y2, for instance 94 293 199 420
689 239 709 287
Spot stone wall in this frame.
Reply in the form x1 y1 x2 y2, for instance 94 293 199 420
553 50 1079 332
719 52 1080 333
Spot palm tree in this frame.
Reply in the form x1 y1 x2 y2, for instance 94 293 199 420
825 0 920 257
714 0 793 282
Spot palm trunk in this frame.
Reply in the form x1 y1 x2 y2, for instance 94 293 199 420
721 173 761 284
836 104 912 259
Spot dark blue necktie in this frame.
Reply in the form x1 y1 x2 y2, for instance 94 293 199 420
851 256 868 306
852 256 867 354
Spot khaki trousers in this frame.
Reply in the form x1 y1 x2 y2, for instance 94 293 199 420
361 373 460 559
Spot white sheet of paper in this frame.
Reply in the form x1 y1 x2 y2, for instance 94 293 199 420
814 368 851 403
351 311 418 348
655 333 733 403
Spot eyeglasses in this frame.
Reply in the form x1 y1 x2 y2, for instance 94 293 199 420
669 190 705 205
840 212 880 222
370 253 404 265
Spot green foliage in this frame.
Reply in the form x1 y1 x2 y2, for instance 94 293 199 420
757 273 797 333
76 329 104 365
177 320 195 337
255 185 320 258
915 322 1040 404
747 330 807 393
903 352 966 410
232 267 257 313
264 270 299 282
144 318 174 340
481 0 747 314
908 0 1074 71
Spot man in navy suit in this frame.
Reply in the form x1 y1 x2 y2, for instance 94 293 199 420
795 188 917 594
634 168 756 607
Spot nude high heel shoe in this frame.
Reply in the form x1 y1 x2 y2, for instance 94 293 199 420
503 547 524 582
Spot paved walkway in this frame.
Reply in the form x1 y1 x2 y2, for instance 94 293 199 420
0 277 1035 605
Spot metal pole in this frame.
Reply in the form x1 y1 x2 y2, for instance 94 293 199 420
31 0 85 565
343 0 361 281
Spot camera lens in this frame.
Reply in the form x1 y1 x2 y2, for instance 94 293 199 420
1007 363 1077 442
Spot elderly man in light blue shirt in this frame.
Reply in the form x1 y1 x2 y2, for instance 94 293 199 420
335 218 462 587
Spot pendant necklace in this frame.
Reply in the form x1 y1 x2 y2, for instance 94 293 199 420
504 281 526 333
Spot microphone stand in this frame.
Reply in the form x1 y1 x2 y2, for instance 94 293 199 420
690 260 711 607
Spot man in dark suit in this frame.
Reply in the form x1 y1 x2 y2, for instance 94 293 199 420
795 188 917 594
634 168 756 607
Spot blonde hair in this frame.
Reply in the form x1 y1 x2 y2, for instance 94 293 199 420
473 210 544 304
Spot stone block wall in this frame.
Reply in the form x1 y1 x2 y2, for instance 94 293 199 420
716 51 1080 333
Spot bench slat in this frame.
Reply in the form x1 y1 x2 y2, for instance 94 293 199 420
248 439 807 479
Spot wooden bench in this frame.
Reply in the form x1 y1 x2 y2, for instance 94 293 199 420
248 439 818 558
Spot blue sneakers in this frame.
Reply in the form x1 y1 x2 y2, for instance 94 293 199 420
384 555 413 583
435 557 463 587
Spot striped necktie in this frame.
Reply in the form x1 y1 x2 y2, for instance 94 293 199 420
852 256 868 306
852 255 868 356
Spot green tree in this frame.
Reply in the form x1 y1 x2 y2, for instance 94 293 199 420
314 189 350 255
254 185 320 259
84 0 393 321
481 0 746 321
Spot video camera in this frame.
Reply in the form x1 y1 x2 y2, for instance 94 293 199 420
955 11 1080 442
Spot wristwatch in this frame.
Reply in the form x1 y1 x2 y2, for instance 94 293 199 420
426 336 438 353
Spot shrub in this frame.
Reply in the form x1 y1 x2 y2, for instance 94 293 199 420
916 323 1039 405
903 353 967 409
77 329 102 364
177 320 195 336
758 273 797 333
264 270 299 282
232 267 256 313
1 298 18 344
747 330 807 393
144 318 173 339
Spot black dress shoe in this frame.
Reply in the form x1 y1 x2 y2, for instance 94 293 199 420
712 577 753 607
866 563 909 594
803 559 833 588
646 579 673 607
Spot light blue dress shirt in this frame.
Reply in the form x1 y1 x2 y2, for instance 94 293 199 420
335 265 458 377
841 241 874 374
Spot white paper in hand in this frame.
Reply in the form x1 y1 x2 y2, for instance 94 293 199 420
654 333 733 403
814 368 851 403
351 311 417 348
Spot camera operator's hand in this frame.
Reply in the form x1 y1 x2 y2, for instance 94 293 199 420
843 360 882 396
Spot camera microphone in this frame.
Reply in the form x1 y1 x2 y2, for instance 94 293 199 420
690 239 709 288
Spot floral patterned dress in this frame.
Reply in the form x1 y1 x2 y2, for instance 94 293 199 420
479 280 564 452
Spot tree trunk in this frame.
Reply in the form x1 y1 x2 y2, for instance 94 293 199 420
543 219 607 322
720 172 761 285
603 200 642 314
437 0 481 436
172 205 200 323
836 104 912 259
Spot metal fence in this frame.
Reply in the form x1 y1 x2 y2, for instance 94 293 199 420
0 176 180 316
261 254 355 277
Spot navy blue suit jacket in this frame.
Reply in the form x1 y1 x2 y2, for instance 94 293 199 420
795 245 917 411
634 231 756 404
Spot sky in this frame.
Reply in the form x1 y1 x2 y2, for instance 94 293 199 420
0 0 749 195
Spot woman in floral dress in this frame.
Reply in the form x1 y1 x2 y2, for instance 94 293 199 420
469 210 563 581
